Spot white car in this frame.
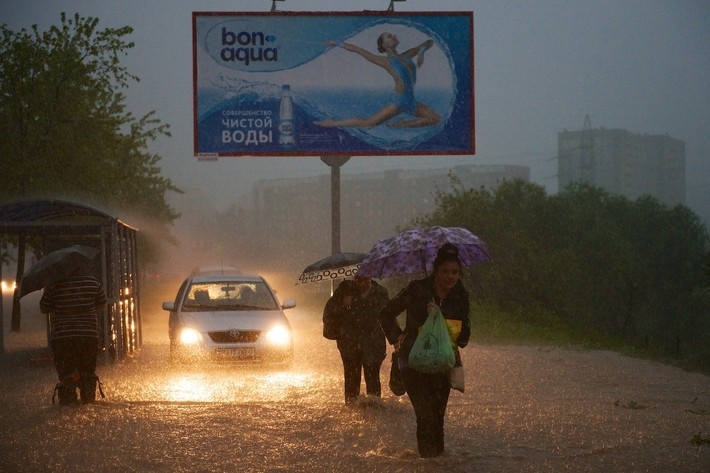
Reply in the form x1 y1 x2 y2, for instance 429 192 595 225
190 264 241 276
162 273 296 364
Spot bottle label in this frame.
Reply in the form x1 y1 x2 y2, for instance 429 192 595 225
279 120 295 144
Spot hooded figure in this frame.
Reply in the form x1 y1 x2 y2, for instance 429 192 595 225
323 275 389 405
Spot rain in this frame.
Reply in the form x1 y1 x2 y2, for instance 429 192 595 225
1 289 709 472
1 1 710 471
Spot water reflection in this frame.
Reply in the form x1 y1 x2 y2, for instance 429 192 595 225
103 348 335 406
165 374 226 402
159 370 315 403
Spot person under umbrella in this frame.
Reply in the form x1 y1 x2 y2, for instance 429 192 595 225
40 262 107 405
377 243 471 457
322 275 389 406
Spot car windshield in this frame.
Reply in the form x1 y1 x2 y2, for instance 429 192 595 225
181 281 278 311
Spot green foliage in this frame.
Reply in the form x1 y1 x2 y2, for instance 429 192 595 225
420 177 710 374
0 13 180 266
471 302 620 349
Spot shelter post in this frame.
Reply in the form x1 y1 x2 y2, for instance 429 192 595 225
0 260 4 354
11 234 26 331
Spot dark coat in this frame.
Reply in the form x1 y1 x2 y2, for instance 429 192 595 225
378 276 470 362
323 279 389 364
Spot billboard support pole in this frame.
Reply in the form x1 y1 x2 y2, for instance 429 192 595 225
320 155 350 295
320 156 350 256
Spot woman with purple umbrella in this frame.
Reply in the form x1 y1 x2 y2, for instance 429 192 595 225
377 243 470 457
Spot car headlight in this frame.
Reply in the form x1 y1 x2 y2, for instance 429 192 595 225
1 280 16 293
265 325 291 346
179 328 202 345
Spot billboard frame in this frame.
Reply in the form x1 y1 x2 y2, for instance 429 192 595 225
193 11 474 157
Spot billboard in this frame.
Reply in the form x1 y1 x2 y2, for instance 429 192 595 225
193 11 474 157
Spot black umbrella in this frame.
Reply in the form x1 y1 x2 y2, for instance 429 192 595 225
296 252 367 285
20 245 100 297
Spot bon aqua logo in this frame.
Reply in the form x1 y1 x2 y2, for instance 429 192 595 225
219 27 278 65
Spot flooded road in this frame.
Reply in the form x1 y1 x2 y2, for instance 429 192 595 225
1 302 709 472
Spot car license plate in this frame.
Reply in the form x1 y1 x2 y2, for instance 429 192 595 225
215 347 255 358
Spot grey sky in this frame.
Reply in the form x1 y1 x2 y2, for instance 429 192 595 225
3 0 709 223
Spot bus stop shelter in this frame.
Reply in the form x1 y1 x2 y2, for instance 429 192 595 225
0 199 141 363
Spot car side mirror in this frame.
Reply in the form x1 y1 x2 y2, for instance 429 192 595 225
281 299 296 310
162 301 175 311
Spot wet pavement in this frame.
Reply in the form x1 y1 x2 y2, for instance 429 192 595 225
1 303 709 472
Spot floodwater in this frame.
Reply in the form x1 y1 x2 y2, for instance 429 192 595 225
1 301 709 473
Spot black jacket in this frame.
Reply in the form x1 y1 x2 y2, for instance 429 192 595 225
378 276 470 362
323 279 389 363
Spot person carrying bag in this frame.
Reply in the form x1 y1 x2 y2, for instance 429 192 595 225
378 243 471 458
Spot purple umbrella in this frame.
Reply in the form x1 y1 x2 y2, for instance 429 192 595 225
357 226 489 278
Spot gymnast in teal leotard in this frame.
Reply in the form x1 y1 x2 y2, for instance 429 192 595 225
315 32 441 129
389 53 418 116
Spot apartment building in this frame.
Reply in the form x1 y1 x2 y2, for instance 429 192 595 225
558 126 685 206
248 164 530 260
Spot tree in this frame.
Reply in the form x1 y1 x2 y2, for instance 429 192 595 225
0 12 179 238
0 13 183 333
417 175 710 368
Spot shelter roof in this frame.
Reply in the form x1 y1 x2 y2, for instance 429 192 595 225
0 199 135 236
0 199 112 222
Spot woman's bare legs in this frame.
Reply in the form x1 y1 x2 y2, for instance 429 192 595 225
387 102 441 128
315 103 401 128
316 102 440 129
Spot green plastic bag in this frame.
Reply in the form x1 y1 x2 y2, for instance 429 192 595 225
408 306 456 373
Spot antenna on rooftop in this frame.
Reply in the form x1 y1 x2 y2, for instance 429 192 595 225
579 114 595 183
388 0 406 12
